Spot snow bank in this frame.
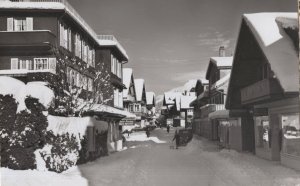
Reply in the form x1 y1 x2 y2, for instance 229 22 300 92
47 115 108 148
125 132 166 144
0 77 54 112
1 167 88 186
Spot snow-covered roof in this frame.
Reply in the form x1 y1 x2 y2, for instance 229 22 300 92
242 12 298 92
146 92 155 105
210 57 233 67
0 76 54 112
163 92 181 105
180 95 196 109
0 2 129 60
168 79 197 93
122 68 133 99
97 35 129 60
206 57 233 79
134 79 145 102
82 104 136 118
211 73 231 91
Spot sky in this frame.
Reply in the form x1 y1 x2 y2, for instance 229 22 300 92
68 0 296 95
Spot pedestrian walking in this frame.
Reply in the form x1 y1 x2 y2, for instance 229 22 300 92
167 125 170 133
172 130 180 149
146 127 150 138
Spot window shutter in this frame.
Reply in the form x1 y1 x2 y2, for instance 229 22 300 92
49 58 56 71
26 17 33 31
68 29 72 51
7 17 13 31
59 23 63 46
10 58 18 69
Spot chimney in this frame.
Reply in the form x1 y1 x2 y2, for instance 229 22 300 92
219 46 225 57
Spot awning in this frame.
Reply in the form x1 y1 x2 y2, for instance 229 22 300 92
80 104 134 119
209 109 249 119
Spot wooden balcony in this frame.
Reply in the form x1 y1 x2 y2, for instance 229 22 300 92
241 78 282 105
0 31 56 50
200 104 225 117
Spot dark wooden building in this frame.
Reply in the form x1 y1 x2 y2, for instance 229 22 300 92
226 13 299 170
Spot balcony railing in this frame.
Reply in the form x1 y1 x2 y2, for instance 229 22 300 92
241 78 282 104
97 35 127 60
0 69 56 76
0 31 56 48
9 0 99 42
200 104 225 117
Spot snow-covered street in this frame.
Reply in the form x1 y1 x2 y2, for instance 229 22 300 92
79 128 300 186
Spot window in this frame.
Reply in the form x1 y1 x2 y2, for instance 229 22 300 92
135 104 140 112
83 76 88 90
118 91 123 108
129 104 134 112
10 58 18 69
75 34 82 58
34 58 48 70
7 17 33 31
255 116 271 149
281 114 300 157
111 55 115 74
68 28 72 51
59 23 72 51
88 78 93 91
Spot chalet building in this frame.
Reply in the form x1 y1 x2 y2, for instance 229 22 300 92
190 79 209 135
177 95 196 128
226 13 299 170
162 92 181 126
146 91 156 125
0 1 131 154
119 68 137 130
133 79 147 128
190 56 233 142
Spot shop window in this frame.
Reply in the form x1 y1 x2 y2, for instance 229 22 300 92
255 116 271 149
281 114 300 156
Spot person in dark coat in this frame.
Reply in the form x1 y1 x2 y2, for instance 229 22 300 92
172 130 180 149
167 125 170 133
146 127 150 138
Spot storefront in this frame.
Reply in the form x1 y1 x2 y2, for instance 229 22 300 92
253 97 300 170
209 109 254 152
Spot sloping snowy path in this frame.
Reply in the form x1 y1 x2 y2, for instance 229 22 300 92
79 128 300 186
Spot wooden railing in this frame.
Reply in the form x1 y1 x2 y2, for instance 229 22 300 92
241 78 282 104
200 104 225 117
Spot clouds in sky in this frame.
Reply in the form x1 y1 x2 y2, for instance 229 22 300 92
171 70 206 83
196 31 234 53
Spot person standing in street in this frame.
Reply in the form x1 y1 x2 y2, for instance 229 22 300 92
167 125 170 133
173 130 180 149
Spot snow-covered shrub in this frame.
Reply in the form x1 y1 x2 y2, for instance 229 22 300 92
0 95 18 167
5 97 48 170
39 131 79 173
77 135 89 164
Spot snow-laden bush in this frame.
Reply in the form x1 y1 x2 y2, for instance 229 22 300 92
37 131 79 173
0 95 18 167
3 97 48 170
